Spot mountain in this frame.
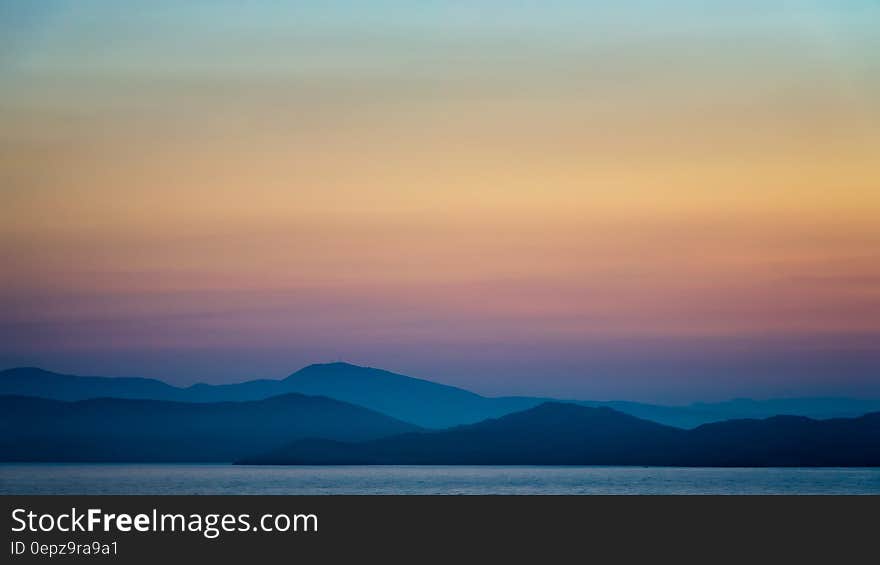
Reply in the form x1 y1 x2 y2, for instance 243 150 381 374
239 402 880 467
570 399 718 429
682 412 880 466
274 363 542 428
0 367 186 401
3 364 880 429
689 397 880 422
0 393 419 463
159 363 547 428
0 364 532 428
239 402 683 465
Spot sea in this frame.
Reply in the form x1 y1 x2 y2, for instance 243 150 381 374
1 464 879 495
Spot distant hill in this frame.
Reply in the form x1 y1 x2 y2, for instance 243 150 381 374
0 367 186 401
240 402 880 467
688 397 880 422
240 403 683 465
682 412 880 466
0 393 419 462
3 363 879 429
0 364 536 428
274 363 541 428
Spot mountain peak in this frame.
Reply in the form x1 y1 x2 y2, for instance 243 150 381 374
481 401 668 431
286 362 385 380
303 361 367 371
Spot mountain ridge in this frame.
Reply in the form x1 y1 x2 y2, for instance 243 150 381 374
3 363 879 429
239 402 880 467
0 391 420 462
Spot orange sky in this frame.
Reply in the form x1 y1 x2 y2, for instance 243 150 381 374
1 2 878 399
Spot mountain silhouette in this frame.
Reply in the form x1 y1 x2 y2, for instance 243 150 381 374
0 367 186 401
3 363 879 429
239 402 880 467
0 393 419 462
277 363 542 428
682 412 880 466
0 364 533 428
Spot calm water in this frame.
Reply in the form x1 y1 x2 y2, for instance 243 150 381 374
2 464 880 494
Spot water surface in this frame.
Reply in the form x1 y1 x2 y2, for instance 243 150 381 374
2 464 880 495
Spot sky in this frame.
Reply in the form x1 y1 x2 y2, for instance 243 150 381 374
1 1 879 401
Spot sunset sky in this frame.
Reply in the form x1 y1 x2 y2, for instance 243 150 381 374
1 1 878 401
